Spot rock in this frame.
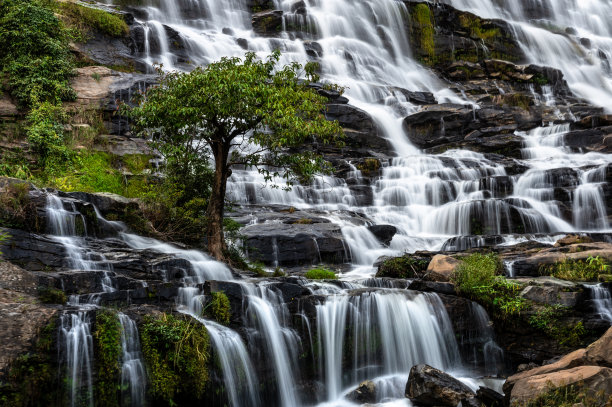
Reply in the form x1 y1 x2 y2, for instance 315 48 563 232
424 254 460 282
0 288 57 377
67 66 116 109
252 10 283 36
519 285 580 307
403 104 473 149
505 348 587 390
584 326 612 367
242 222 347 266
409 280 456 295
509 366 612 405
346 380 377 404
476 386 504 407
367 225 397 246
405 364 476 406
376 254 432 279
0 94 19 117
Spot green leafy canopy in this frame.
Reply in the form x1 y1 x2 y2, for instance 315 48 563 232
127 50 344 185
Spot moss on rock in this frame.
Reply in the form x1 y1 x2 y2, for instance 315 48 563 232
140 313 210 404
94 310 122 407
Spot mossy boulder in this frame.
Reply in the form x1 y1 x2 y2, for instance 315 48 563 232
375 254 431 279
404 1 525 69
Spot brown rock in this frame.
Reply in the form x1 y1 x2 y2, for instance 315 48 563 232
554 234 594 247
67 66 116 108
509 366 612 405
424 254 460 282
505 348 586 389
585 327 612 367
0 94 19 116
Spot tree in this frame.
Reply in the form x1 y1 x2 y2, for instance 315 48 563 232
128 51 344 260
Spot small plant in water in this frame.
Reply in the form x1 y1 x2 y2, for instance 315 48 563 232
304 267 337 280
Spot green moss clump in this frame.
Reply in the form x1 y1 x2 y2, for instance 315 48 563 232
452 252 527 319
94 310 122 407
0 183 39 231
140 313 210 404
376 256 429 279
38 287 67 304
458 13 500 40
58 2 129 38
305 267 337 280
357 158 381 174
209 292 231 325
411 4 435 63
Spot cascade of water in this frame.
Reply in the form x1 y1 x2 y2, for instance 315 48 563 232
118 313 146 407
461 302 505 376
61 312 94 407
46 195 115 291
442 0 612 111
587 284 612 322
120 233 234 282
315 290 461 401
242 283 301 406
176 287 262 407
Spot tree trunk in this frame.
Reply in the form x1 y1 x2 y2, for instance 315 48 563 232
206 140 230 260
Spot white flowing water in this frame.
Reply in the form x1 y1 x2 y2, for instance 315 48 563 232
587 283 612 322
61 312 94 407
315 290 461 401
118 313 146 407
442 0 612 111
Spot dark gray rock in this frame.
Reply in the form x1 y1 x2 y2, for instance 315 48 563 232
252 10 284 36
346 380 377 404
368 225 397 246
405 364 476 406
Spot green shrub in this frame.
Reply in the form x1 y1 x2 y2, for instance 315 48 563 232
208 292 231 325
543 256 609 281
452 252 526 319
140 313 210 404
94 310 122 407
0 0 75 108
58 2 129 38
305 267 337 280
26 101 72 172
376 255 429 279
529 305 586 347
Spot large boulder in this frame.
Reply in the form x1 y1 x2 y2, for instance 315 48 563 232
252 10 283 36
405 364 476 406
508 366 612 405
424 254 460 282
585 326 612 367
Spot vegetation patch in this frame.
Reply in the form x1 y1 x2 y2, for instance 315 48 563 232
451 252 526 319
57 2 129 38
305 267 337 280
94 310 122 407
37 287 67 304
521 383 606 407
207 292 231 325
528 305 586 347
140 313 210 404
542 256 609 281
0 0 75 109
376 255 429 279
410 4 436 63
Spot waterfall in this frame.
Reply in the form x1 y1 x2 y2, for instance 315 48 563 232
61 312 94 407
442 0 612 110
118 313 146 407
176 287 262 407
587 284 612 322
316 290 461 401
242 284 302 406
